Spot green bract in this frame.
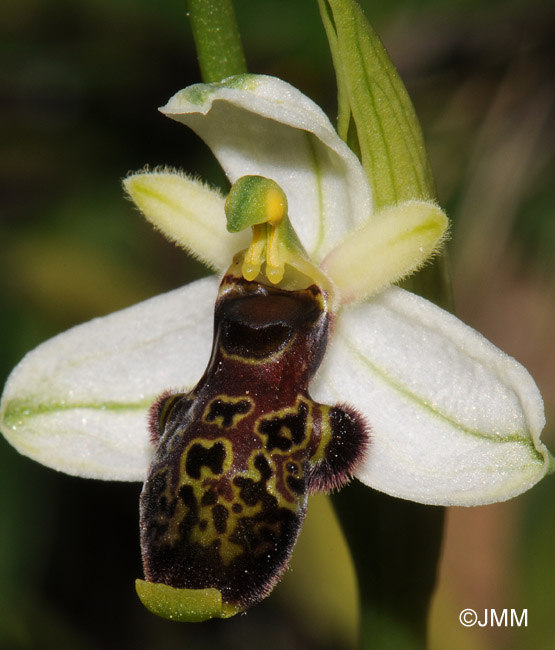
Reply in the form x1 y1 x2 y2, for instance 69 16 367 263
318 0 435 207
1 73 552 506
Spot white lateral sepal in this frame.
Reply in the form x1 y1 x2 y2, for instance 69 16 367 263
0 277 220 481
313 286 552 506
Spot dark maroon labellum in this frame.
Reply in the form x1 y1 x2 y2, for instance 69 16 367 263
139 268 368 612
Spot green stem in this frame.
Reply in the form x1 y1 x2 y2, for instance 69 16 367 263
185 0 247 83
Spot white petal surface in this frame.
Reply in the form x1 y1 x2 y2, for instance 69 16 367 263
0 277 220 481
312 287 553 506
160 74 372 263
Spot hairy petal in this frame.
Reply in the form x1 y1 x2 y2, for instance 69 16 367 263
313 287 553 506
321 200 448 304
0 277 220 481
124 171 249 270
160 73 372 262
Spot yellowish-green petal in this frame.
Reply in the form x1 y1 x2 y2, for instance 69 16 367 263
124 170 249 271
321 200 448 304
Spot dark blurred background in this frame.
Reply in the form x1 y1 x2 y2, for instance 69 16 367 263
1 0 554 648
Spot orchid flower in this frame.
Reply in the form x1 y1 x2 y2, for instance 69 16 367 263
1 73 552 620
2 72 551 500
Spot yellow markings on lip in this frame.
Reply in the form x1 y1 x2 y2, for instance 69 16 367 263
309 403 331 464
162 496 189 547
253 396 314 504
189 508 244 564
149 468 184 546
256 396 312 453
201 395 254 429
180 437 234 481
218 335 293 365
